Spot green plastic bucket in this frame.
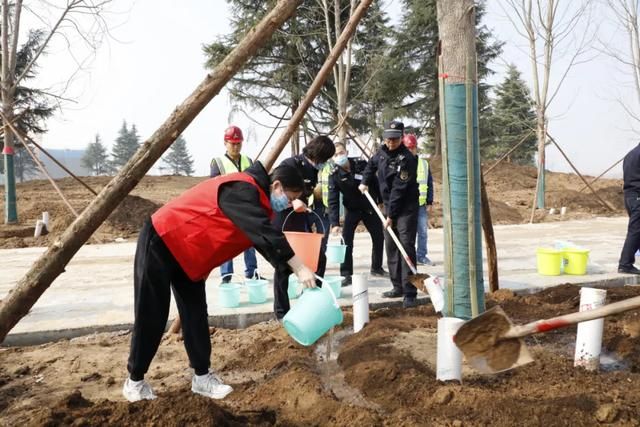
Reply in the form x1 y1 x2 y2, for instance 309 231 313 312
218 283 241 308
246 279 269 304
326 236 347 264
563 248 589 275
536 248 563 276
322 275 344 298
288 275 300 299
283 285 343 346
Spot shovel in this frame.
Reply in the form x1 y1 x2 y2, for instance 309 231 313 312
362 190 429 291
454 294 640 374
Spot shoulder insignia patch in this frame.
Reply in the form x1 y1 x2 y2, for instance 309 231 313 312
400 170 409 181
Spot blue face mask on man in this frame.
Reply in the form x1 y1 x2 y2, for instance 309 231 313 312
270 189 290 212
334 155 348 167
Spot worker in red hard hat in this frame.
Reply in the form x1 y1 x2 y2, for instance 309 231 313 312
211 125 264 282
403 133 434 267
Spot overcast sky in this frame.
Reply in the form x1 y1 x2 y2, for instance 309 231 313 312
32 0 638 178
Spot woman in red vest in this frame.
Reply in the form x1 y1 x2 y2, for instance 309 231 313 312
123 162 314 403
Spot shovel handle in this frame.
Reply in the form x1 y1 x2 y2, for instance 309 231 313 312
505 294 640 339
363 190 417 275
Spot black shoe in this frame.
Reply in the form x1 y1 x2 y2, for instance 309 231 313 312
341 276 352 287
618 266 640 275
370 268 388 277
247 274 267 281
221 276 231 284
382 288 403 298
403 296 418 309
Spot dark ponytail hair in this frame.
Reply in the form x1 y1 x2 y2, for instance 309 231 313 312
270 164 304 192
302 135 336 163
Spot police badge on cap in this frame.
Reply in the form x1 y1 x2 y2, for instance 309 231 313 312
383 120 404 139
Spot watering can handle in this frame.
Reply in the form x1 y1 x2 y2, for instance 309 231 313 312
506 294 640 339
314 274 340 307
363 190 417 275
282 208 326 235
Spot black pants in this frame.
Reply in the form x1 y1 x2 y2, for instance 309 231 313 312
385 208 418 298
341 208 384 277
127 219 211 381
619 194 640 268
272 207 328 319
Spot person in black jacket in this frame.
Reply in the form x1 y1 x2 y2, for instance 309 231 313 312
359 120 419 308
328 142 387 286
272 135 336 319
619 143 640 274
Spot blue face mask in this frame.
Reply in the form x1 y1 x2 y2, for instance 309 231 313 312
270 189 289 212
334 155 348 167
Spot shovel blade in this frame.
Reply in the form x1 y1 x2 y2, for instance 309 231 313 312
454 306 534 374
407 273 430 293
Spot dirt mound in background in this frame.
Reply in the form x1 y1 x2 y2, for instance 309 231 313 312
4 285 640 426
0 160 626 249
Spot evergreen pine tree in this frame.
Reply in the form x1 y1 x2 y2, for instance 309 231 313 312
82 134 110 175
485 64 537 164
110 121 140 170
162 136 194 176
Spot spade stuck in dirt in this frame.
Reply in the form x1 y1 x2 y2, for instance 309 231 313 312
362 189 430 292
454 294 640 374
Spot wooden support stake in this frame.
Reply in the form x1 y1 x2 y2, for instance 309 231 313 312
480 171 499 292
578 155 625 193
0 0 303 343
483 129 534 177
26 134 98 196
1 112 79 217
344 124 372 160
263 0 374 171
547 132 615 212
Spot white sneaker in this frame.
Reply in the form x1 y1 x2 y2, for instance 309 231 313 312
122 378 157 402
191 371 233 399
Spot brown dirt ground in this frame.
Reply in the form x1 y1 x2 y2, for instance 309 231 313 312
0 161 626 248
2 284 640 426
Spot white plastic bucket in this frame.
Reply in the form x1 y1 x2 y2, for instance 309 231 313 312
425 276 445 313
574 287 607 371
436 317 465 382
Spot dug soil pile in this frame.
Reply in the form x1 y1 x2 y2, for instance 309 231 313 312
2 284 640 426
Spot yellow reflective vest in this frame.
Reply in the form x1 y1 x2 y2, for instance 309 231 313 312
417 157 430 206
212 154 253 175
309 163 332 207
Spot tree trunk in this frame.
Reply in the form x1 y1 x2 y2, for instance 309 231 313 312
0 0 303 343
437 0 485 319
535 110 546 209
264 0 374 171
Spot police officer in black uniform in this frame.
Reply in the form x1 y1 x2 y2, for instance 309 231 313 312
272 135 336 319
359 120 419 308
618 143 640 274
328 142 387 286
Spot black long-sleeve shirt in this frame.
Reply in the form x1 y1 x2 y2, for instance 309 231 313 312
217 162 295 267
623 143 640 195
327 158 381 226
362 144 418 219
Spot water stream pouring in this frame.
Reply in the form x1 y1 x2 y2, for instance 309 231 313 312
454 294 640 374
362 190 430 288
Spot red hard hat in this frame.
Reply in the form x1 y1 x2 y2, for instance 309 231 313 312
403 133 418 149
224 125 243 144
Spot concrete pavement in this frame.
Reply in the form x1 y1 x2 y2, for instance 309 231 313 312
1 216 638 345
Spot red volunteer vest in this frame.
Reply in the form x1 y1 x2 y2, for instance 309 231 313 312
151 173 272 281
